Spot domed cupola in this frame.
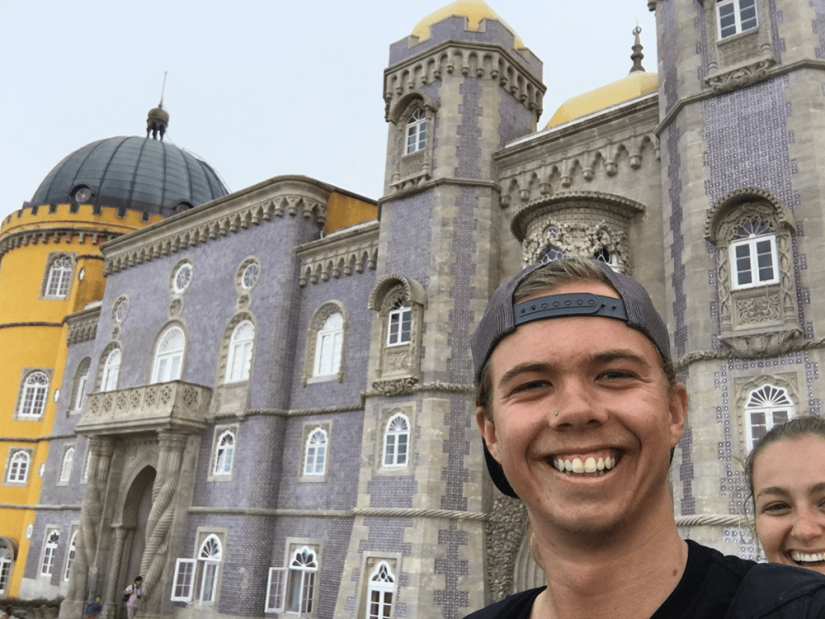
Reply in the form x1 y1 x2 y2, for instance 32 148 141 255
30 106 228 216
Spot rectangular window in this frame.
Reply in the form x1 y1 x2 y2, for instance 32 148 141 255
265 567 286 613
200 561 220 603
730 236 778 290
0 558 11 594
387 307 411 346
717 0 757 39
171 558 195 602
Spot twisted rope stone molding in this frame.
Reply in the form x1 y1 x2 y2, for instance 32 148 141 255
361 381 476 398
674 337 825 371
188 506 488 521
675 515 749 527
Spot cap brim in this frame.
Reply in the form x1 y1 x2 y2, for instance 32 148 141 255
483 439 519 498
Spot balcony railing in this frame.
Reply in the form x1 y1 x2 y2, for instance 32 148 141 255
76 381 212 435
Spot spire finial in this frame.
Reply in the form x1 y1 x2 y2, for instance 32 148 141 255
630 25 645 74
146 72 170 141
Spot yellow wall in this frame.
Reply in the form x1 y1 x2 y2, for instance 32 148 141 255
324 192 378 234
0 202 159 597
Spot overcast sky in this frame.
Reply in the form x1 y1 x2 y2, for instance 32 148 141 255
1 1 658 222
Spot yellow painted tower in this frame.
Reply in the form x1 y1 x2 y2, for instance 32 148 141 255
0 107 227 598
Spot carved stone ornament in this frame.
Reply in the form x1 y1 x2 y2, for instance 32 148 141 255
705 58 776 94
735 293 781 325
168 297 183 319
521 219 629 271
719 328 801 358
371 377 419 397
486 495 528 602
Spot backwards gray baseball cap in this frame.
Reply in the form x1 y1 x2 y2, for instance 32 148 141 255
470 259 672 498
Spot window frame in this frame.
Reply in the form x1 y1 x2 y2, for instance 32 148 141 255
17 370 50 419
285 546 318 616
151 325 186 384
303 428 328 478
42 254 74 299
225 321 255 384
63 528 77 581
0 556 11 594
744 384 795 452
405 108 427 155
59 446 75 484
382 413 410 469
171 558 196 602
313 313 344 378
386 301 411 347
100 348 121 393
717 0 758 40
366 561 396 619
6 450 32 485
213 429 236 477
40 529 60 577
729 233 779 290
265 567 287 613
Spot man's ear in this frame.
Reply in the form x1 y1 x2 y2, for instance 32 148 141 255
668 382 688 448
476 407 499 461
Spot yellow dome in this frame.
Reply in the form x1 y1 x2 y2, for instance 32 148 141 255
546 71 659 128
411 0 524 49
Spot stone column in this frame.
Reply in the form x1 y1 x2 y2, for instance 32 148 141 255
139 431 188 613
101 526 128 619
61 436 116 619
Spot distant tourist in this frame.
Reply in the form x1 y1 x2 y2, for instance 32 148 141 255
124 576 146 619
84 595 103 619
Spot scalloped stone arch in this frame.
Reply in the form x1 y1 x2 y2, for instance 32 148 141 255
388 91 439 126
94 341 122 393
368 275 427 311
705 187 795 243
510 190 646 241
734 374 800 411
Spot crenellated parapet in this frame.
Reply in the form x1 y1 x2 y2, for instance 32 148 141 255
384 41 544 121
66 304 101 345
296 221 379 287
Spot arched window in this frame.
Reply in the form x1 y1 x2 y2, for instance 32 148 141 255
0 543 11 594
45 257 73 297
101 349 121 393
314 313 343 377
387 300 411 347
287 547 317 614
152 326 185 383
60 447 75 483
367 561 395 619
539 245 565 264
383 413 410 468
405 109 427 154
198 534 222 603
225 321 255 383
19 371 49 418
41 530 59 576
214 431 235 476
7 451 30 483
744 384 795 451
64 530 77 581
304 429 327 476
729 221 779 290
72 359 90 411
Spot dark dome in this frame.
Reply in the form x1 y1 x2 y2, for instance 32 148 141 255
31 136 228 215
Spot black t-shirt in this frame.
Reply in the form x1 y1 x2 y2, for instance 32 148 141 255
464 540 825 618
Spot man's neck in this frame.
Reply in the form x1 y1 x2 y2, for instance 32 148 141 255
529 504 688 619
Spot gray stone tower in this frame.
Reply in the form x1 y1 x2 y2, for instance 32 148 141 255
652 0 825 555
333 3 544 616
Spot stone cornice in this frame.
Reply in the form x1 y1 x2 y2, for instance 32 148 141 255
0 433 78 443
66 305 101 346
379 178 501 207
384 39 545 121
0 321 62 331
0 226 121 258
674 337 825 370
0 503 82 511
295 221 379 287
101 176 355 276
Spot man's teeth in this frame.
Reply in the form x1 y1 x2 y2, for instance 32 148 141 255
791 552 825 564
552 456 616 475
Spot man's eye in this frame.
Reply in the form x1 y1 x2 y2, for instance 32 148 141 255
600 370 631 380
515 380 550 392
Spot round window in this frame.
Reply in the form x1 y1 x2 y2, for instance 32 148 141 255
173 263 193 294
113 298 130 323
242 263 260 289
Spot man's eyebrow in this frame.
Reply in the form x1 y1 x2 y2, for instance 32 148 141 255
809 482 825 496
497 362 553 390
591 348 653 367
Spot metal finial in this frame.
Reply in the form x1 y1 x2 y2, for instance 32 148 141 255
630 25 645 74
147 72 170 141
159 71 168 107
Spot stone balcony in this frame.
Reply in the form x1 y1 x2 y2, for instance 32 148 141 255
75 381 212 436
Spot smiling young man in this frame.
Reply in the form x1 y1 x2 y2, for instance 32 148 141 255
467 258 825 619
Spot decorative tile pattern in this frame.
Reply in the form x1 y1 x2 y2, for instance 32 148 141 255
434 521 469 619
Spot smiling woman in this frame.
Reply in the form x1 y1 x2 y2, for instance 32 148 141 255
746 416 825 575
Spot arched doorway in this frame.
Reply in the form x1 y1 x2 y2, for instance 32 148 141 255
118 467 155 617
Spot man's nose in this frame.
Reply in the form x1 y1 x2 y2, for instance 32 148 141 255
549 379 607 428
